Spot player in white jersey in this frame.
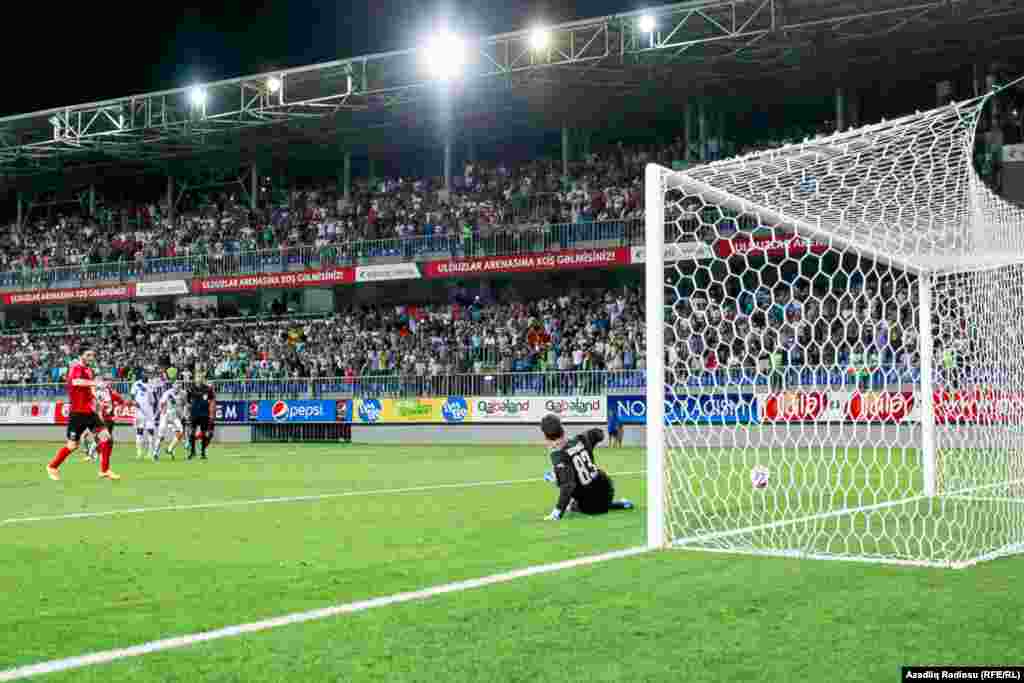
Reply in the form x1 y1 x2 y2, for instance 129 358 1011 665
153 383 186 460
131 374 163 459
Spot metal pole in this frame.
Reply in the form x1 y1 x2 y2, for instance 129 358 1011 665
644 164 666 549
167 176 175 226
562 126 570 177
835 87 846 132
343 151 352 202
16 192 22 227
444 135 453 193
250 165 258 211
919 273 937 497
88 185 96 217
848 91 860 129
684 101 693 161
697 99 708 162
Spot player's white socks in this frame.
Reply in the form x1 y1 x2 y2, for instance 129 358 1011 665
135 433 145 458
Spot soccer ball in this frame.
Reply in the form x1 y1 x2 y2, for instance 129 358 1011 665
750 465 770 489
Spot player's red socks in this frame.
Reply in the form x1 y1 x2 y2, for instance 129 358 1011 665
98 441 113 472
49 447 72 469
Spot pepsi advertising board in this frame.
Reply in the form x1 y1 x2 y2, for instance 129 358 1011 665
608 394 759 425
249 399 337 423
215 400 248 424
441 397 469 423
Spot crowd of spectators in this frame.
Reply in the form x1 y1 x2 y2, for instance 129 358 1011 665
0 145 657 282
0 270 942 394
0 288 647 387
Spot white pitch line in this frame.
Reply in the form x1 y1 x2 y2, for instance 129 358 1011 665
0 545 651 682
0 470 645 526
946 495 1024 505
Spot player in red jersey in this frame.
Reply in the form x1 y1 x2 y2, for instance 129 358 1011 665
47 344 120 481
91 378 135 470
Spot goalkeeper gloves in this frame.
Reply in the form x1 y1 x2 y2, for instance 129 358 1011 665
545 508 562 521
543 471 556 484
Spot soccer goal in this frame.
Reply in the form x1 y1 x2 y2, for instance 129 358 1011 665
644 91 1024 568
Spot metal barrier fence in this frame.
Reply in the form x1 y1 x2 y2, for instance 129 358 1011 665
0 219 643 289
0 366 928 402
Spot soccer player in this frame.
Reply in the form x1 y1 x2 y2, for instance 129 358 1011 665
153 382 187 460
47 345 119 481
131 373 157 459
540 414 633 520
607 410 624 448
93 378 135 468
81 429 97 462
186 374 216 460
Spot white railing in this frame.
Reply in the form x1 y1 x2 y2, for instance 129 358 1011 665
0 365 928 403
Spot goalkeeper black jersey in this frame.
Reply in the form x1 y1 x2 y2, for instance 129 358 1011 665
549 428 606 516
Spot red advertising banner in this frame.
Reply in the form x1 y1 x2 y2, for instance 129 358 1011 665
2 284 135 306
423 248 630 279
846 391 916 423
715 234 830 259
191 268 354 294
761 391 830 422
762 391 917 423
55 401 137 425
933 389 1024 424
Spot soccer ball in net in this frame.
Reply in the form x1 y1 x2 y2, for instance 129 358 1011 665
750 466 770 490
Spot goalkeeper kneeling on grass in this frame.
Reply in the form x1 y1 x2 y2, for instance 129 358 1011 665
540 414 634 521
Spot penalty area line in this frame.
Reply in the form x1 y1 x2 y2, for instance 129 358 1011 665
0 545 650 682
0 470 645 526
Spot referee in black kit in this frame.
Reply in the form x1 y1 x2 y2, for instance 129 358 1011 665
186 371 216 460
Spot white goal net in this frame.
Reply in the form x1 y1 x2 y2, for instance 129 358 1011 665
644 94 1024 568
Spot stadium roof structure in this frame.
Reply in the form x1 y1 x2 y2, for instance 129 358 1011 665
1 0 1023 191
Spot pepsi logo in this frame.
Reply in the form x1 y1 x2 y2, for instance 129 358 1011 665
442 397 468 423
271 400 289 422
358 399 382 423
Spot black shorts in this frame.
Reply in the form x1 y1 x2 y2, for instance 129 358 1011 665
575 472 615 515
190 416 213 433
67 413 101 442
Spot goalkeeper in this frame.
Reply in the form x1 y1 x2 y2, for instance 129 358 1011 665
540 414 633 521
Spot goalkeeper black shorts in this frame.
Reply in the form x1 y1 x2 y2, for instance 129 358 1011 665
575 472 615 515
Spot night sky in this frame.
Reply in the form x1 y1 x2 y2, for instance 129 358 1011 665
0 1 642 118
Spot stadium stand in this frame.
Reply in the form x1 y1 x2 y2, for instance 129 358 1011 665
0 267 928 401
1 110 1005 401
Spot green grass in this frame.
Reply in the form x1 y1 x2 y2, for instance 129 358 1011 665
1 441 1023 682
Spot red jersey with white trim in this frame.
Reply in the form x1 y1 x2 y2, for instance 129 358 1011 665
66 362 96 415
93 386 128 423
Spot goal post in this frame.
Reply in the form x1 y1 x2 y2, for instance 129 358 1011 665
644 92 1024 568
645 163 667 549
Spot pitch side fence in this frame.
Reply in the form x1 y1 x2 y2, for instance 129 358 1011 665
0 366 925 402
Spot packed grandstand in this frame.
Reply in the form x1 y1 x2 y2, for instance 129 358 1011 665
0 102 1015 400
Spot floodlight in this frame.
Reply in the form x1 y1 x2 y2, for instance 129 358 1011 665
639 15 656 33
189 86 207 108
266 76 282 94
424 31 465 81
529 27 550 51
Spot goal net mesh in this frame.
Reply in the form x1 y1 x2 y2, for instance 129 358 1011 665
648 96 1024 567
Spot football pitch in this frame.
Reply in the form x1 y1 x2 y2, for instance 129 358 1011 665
1 441 1022 682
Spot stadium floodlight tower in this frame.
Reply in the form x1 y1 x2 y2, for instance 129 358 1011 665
644 83 1024 568
423 31 466 82
188 85 208 119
